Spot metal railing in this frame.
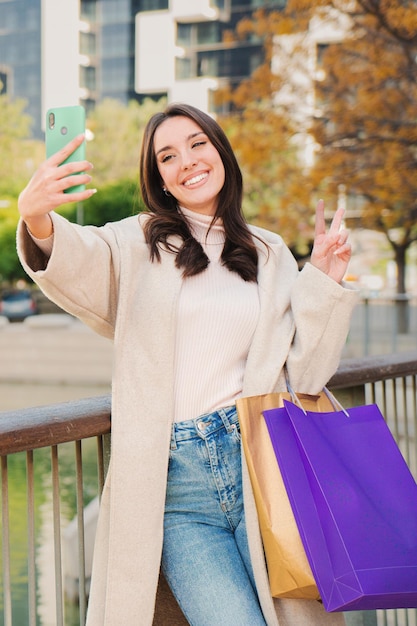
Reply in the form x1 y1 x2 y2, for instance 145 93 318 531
0 396 111 626
345 295 417 358
0 353 417 626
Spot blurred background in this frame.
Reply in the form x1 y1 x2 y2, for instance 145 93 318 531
1 2 417 625
1 0 417 411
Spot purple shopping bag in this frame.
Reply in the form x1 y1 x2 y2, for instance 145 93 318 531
263 401 417 612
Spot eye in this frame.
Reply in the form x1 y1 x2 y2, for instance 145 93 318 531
160 153 174 163
192 140 207 149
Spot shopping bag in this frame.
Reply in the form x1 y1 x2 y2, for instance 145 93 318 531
263 400 417 612
236 391 334 599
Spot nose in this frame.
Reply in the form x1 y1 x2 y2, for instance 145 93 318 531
180 149 197 170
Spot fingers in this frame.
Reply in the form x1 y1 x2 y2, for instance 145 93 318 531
47 133 86 167
38 155 94 196
329 206 345 235
333 231 351 257
58 172 93 193
314 199 325 238
56 159 93 177
315 200 346 236
61 186 97 203
18 147 96 222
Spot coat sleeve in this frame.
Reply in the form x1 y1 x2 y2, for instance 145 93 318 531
16 212 120 339
286 261 359 391
244 226 359 396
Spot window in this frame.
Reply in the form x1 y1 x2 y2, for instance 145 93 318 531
176 57 193 80
137 0 168 11
196 22 220 45
80 32 96 56
0 71 7 94
80 65 96 91
177 23 192 47
101 0 131 23
100 24 130 58
80 0 97 21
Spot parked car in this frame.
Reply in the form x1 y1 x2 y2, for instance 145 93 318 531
0 289 39 322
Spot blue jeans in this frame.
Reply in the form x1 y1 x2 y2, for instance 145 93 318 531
162 406 267 626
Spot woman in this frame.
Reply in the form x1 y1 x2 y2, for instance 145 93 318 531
17 103 358 625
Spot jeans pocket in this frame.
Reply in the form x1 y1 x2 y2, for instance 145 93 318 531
231 422 242 444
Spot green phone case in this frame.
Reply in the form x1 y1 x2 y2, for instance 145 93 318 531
46 105 86 193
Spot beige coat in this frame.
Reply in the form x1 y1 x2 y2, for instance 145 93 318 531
17 212 358 626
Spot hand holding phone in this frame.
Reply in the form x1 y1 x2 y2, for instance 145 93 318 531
18 106 94 236
46 105 86 193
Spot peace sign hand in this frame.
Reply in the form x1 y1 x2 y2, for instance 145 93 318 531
310 199 352 284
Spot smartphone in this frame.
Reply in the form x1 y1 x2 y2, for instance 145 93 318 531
46 105 86 193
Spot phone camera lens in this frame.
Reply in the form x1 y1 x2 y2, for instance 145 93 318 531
61 126 68 136
48 112 55 130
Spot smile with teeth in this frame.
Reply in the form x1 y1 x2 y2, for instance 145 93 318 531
183 172 208 187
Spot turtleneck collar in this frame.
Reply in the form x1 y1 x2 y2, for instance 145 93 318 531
179 206 225 245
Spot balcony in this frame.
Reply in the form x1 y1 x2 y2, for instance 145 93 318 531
0 352 417 625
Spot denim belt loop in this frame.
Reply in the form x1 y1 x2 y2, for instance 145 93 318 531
170 422 178 451
218 406 235 434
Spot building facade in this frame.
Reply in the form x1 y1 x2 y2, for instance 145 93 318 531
0 0 284 138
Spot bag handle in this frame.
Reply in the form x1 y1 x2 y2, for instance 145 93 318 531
284 368 349 417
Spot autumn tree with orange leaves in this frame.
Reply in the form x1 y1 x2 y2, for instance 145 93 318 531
218 1 417 290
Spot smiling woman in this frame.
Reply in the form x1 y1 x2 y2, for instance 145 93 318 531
154 118 225 216
16 102 358 626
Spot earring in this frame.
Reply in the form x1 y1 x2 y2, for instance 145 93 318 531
163 187 171 197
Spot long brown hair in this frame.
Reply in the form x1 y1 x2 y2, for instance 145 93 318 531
140 103 258 281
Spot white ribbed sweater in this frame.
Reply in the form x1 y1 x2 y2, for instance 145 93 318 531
174 207 259 421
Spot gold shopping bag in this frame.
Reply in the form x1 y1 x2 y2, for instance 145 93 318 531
236 391 335 599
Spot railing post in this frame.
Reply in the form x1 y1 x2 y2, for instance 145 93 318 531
345 611 378 626
1 456 12 626
332 384 366 409
363 297 370 356
103 433 111 478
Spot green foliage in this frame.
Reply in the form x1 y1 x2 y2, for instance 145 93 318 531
0 95 44 196
0 218 28 284
86 97 166 187
84 179 144 226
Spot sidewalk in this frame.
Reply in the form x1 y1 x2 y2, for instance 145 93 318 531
0 314 113 386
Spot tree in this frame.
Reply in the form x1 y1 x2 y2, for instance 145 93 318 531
85 97 166 188
309 1 417 296
217 16 318 260
0 95 44 196
0 217 28 284
221 2 417 293
220 104 316 260
62 179 145 227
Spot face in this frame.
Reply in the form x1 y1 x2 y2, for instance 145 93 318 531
154 115 226 216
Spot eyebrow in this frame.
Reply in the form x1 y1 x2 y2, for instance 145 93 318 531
155 131 206 157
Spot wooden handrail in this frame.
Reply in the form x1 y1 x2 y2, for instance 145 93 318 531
0 395 111 456
329 351 417 388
